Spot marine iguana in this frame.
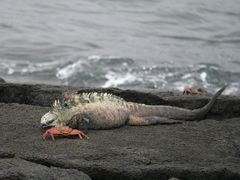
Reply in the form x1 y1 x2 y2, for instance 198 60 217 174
41 86 226 140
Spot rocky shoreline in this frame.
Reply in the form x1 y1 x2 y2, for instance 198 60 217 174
0 81 240 180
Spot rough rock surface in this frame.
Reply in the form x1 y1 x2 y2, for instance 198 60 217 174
0 82 240 180
0 77 5 83
0 158 91 180
0 83 240 118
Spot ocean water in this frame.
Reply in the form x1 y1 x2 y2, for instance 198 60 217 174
0 0 240 95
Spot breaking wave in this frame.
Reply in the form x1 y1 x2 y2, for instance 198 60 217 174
1 55 239 95
55 55 240 95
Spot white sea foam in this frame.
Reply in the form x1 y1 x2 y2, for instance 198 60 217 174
172 82 186 92
102 71 137 88
1 60 63 75
33 56 240 95
181 73 191 79
56 60 83 80
209 65 219 71
88 55 123 61
200 72 207 82
173 81 195 91
223 83 239 95
166 72 174 77
88 55 101 61
198 64 207 69
0 61 16 75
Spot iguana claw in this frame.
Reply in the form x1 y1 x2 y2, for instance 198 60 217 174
43 126 89 141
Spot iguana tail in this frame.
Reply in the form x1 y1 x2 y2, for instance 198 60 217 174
188 85 226 120
133 85 226 121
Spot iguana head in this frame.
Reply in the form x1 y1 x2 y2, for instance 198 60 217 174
40 100 89 130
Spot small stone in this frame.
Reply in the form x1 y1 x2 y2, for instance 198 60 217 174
168 177 181 180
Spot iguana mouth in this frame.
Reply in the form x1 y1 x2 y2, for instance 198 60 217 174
40 123 54 130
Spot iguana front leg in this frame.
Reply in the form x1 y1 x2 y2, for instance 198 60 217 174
67 113 89 134
127 115 183 126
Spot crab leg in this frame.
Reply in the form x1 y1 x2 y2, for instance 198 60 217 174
43 128 59 141
50 132 55 141
43 130 50 140
70 129 89 139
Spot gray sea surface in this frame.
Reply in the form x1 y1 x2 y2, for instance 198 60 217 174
0 0 240 94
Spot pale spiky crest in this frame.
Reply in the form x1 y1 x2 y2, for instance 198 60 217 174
54 100 57 107
63 92 126 105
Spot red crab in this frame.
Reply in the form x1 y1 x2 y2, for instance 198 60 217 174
43 126 89 141
183 88 205 95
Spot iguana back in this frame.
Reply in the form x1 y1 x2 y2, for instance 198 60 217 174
55 86 226 130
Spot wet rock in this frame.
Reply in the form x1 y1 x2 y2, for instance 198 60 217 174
0 83 166 107
0 77 6 83
0 82 240 118
0 83 240 179
0 158 91 180
168 178 181 180
0 102 240 180
0 149 15 158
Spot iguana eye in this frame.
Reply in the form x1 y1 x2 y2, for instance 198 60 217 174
47 119 54 124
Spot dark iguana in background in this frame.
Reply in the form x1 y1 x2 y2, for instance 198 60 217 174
41 86 226 140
